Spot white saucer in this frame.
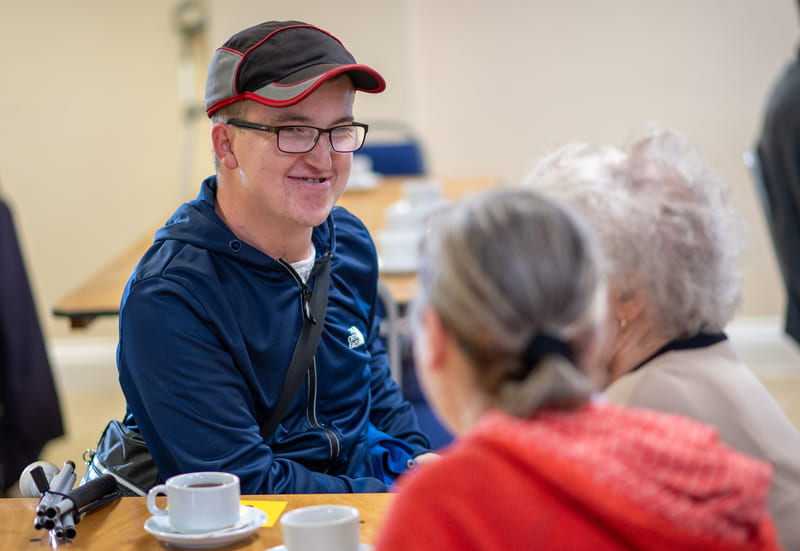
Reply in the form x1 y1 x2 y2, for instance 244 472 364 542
378 259 418 275
144 505 267 549
265 545 373 551
378 253 419 275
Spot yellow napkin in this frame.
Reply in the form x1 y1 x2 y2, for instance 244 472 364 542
240 500 288 527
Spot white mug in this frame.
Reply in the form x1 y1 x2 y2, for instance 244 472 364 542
146 471 240 533
402 179 442 206
280 505 361 551
377 229 421 273
383 199 420 232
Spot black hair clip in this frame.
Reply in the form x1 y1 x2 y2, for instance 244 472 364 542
521 332 572 371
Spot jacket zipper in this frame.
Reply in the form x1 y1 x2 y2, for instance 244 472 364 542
278 257 340 463
306 356 340 464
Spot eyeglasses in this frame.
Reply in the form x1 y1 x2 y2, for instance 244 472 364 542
226 119 369 154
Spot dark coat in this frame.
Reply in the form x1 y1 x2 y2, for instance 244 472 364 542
0 197 63 491
757 45 800 346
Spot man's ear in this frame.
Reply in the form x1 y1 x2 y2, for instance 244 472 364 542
211 121 238 170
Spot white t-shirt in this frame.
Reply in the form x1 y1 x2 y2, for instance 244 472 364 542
290 245 316 283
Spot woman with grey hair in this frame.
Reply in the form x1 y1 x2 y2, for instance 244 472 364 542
524 128 800 551
375 189 779 551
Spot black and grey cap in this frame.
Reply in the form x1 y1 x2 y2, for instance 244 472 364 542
205 20 386 117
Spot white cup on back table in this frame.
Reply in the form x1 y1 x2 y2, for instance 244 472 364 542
401 178 442 206
280 505 361 551
146 471 240 533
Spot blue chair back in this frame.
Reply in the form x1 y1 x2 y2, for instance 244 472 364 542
357 122 425 176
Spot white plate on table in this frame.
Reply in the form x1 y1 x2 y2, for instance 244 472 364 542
144 505 266 549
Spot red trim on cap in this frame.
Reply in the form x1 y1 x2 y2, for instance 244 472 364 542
234 24 346 97
270 64 385 90
217 46 245 55
240 91 304 109
244 24 346 58
207 96 248 116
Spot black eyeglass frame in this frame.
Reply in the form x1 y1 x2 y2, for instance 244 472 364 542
226 119 370 154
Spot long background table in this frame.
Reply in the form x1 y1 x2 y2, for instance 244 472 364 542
2 493 393 550
53 176 499 328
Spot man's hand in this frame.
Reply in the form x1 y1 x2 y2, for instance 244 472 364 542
410 452 441 470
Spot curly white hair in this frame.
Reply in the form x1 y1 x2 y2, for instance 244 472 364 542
523 127 746 337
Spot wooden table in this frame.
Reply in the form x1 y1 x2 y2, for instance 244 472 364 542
52 176 499 328
2 493 393 550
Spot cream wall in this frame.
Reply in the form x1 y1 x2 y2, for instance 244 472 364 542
0 1 189 339
0 0 796 342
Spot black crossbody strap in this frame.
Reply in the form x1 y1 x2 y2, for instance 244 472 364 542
259 254 331 440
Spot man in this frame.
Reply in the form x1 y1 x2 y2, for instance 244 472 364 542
118 21 433 494
757 15 800 348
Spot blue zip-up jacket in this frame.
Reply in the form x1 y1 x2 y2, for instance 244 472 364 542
117 177 431 493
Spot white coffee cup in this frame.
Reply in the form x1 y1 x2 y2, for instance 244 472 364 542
383 199 420 232
146 471 240 533
377 229 421 273
280 505 360 551
402 179 442 206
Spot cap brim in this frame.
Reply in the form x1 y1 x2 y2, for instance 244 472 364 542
208 63 385 115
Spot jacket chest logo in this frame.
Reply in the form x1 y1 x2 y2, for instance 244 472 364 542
347 326 365 349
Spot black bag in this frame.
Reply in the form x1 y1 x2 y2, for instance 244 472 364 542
81 256 331 495
82 419 160 496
